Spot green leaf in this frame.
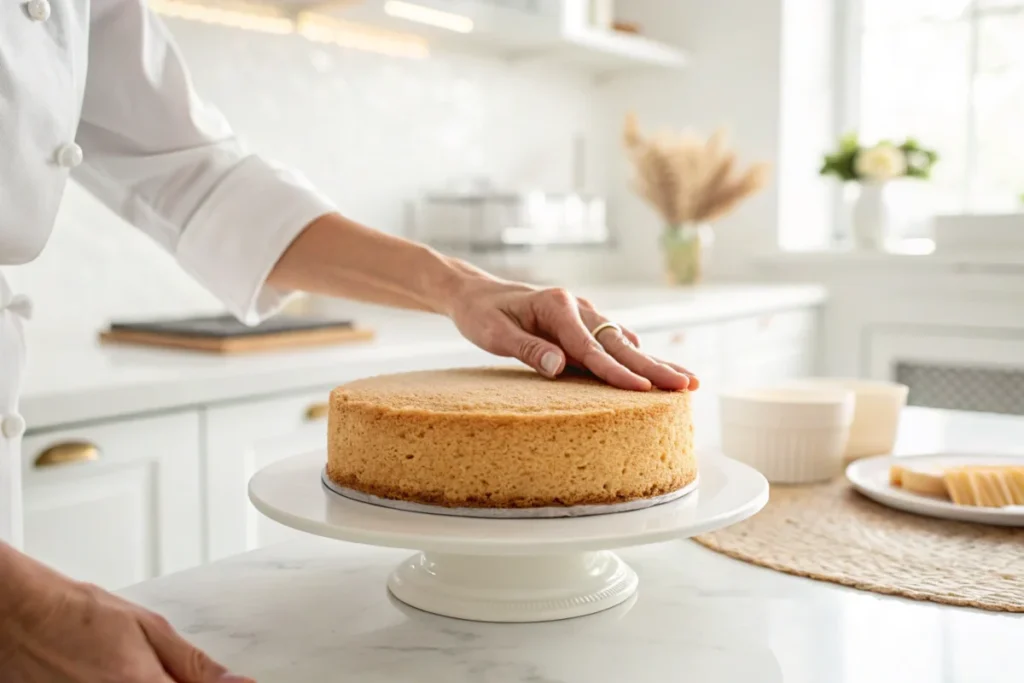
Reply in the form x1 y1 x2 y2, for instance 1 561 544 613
839 131 859 153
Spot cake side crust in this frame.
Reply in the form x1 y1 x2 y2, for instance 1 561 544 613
325 464 696 508
327 388 696 509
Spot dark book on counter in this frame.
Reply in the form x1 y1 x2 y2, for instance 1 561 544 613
100 314 373 354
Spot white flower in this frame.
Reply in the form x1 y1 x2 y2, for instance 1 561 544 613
855 143 907 182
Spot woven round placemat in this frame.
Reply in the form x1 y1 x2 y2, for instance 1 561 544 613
693 478 1024 612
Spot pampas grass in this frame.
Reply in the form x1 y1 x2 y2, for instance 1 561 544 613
623 112 770 230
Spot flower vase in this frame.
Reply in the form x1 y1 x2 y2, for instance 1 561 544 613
661 224 713 285
851 182 892 251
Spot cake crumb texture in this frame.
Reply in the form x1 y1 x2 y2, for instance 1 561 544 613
327 367 696 508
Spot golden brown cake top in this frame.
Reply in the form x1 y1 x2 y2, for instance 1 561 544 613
332 367 687 415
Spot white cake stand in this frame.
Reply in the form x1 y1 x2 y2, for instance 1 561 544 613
249 451 768 623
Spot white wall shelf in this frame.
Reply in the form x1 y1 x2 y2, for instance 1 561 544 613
326 1 689 74
559 27 689 72
190 0 690 75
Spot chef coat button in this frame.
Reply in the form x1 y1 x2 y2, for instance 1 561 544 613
26 0 51 21
55 142 83 169
2 414 26 440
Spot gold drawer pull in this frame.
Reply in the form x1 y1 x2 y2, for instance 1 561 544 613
35 442 100 468
305 402 329 421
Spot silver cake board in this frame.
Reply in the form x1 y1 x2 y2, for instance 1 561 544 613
320 468 699 519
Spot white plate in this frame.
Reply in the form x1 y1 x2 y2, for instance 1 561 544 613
846 452 1024 527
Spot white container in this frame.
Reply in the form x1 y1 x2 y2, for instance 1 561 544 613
933 213 1024 254
784 378 908 460
719 388 855 484
589 0 614 28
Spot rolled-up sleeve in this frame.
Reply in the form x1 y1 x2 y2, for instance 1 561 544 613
72 0 334 323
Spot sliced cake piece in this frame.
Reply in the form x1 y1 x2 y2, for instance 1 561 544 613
889 463 906 487
944 466 1024 508
889 462 948 498
943 469 976 506
1007 468 1024 505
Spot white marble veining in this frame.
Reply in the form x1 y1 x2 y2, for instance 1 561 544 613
121 539 1021 683
20 283 824 429
120 408 1023 682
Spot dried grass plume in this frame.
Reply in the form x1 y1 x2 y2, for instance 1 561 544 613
623 112 770 228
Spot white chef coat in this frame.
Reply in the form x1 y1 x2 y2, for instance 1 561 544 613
0 0 337 546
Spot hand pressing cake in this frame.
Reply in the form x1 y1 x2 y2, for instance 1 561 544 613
325 367 695 509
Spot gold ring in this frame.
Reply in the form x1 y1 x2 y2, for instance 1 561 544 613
591 321 623 339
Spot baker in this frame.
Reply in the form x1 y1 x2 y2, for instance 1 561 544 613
0 1 697 680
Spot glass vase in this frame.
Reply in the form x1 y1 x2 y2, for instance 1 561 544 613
661 224 713 285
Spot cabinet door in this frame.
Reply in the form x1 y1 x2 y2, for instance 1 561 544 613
722 309 818 389
640 324 724 449
204 390 335 562
21 412 202 590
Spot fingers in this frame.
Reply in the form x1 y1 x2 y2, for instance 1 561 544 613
621 328 642 349
661 360 701 390
141 614 251 683
483 314 567 378
534 291 651 391
574 306 699 391
592 325 690 391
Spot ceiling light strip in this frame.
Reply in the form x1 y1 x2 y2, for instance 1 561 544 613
150 0 430 59
382 0 473 33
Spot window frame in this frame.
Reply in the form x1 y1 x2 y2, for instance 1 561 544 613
838 0 1024 215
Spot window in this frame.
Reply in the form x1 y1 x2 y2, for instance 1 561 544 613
853 0 1024 213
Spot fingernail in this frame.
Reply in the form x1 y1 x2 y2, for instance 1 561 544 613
540 352 562 378
218 675 256 683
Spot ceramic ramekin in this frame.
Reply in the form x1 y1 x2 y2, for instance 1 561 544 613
719 387 855 484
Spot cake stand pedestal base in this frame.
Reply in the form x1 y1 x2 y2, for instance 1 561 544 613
387 551 637 623
248 451 769 624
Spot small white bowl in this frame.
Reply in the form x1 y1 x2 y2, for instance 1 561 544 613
783 378 908 459
719 387 855 484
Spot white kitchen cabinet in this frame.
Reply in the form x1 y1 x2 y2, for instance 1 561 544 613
21 412 202 590
868 328 1024 416
204 389 334 562
721 308 818 389
640 323 724 449
868 328 1024 379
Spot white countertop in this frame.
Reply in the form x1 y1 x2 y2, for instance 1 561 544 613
21 283 824 430
120 408 1023 682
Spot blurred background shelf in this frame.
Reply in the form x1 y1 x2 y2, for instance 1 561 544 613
181 0 689 75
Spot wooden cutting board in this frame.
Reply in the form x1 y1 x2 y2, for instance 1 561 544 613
99 314 375 354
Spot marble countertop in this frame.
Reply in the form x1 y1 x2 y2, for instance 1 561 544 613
121 539 1020 683
21 283 824 429
120 408 1023 682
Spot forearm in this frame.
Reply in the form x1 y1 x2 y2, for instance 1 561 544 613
0 542 25 614
268 213 498 315
0 543 47 658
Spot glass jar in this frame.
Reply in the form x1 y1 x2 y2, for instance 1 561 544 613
661 223 713 285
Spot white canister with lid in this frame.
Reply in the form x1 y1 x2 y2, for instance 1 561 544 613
719 387 855 484
783 378 908 460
